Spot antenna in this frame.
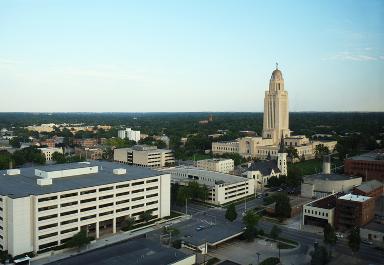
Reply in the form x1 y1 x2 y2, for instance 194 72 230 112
276 62 279 70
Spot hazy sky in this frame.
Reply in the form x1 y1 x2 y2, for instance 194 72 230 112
0 0 383 112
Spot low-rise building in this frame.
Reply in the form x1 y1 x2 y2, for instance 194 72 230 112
196 158 234 173
344 150 384 182
360 221 384 246
353 180 384 201
75 147 103 160
39 147 63 163
0 161 170 256
335 193 375 230
302 194 340 227
114 145 174 168
164 166 255 205
73 138 98 148
301 173 362 199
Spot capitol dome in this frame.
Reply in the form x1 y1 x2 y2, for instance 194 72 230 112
271 68 283 80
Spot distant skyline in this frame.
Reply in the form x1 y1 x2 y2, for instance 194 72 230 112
0 0 383 112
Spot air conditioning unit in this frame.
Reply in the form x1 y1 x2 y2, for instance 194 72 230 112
113 168 127 175
7 169 20 175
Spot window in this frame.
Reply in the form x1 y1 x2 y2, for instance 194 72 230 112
146 179 158 183
116 191 130 197
38 205 58 212
146 200 158 206
60 210 78 217
61 227 78 234
99 194 114 200
38 232 58 240
116 199 130 205
80 206 96 212
132 196 144 202
146 193 158 198
116 207 130 213
60 192 78 199
81 198 96 204
80 214 96 221
38 196 57 203
132 181 144 186
80 189 96 195
146 186 157 191
61 201 78 207
99 202 114 208
39 223 58 231
99 210 113 216
132 203 144 209
38 214 58 221
39 241 58 250
61 218 78 225
116 183 130 189
132 189 144 194
99 186 114 192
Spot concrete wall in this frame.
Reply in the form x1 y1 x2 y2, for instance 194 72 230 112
6 197 34 256
159 174 171 218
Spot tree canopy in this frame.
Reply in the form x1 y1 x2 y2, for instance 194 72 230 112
225 204 238 222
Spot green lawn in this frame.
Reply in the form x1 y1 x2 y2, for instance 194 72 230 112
289 157 343 176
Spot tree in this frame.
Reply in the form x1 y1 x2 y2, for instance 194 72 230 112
270 225 282 241
0 150 12 170
348 227 361 254
64 230 91 249
139 210 154 223
285 146 299 161
323 223 337 256
315 144 330 159
310 244 330 265
225 204 237 222
242 210 260 242
52 151 67 164
121 217 135 231
274 193 291 220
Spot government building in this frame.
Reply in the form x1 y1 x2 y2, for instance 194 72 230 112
0 161 170 257
212 65 337 160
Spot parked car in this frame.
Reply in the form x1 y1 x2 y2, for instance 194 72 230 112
362 239 373 245
336 232 344 239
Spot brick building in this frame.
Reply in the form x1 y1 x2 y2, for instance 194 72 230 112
73 138 98 148
344 150 384 182
353 180 384 201
335 193 375 230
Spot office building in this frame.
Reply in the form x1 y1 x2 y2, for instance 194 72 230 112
195 158 234 173
164 166 255 205
0 161 170 256
114 145 175 168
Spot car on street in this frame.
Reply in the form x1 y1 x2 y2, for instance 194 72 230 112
362 239 373 245
336 232 344 239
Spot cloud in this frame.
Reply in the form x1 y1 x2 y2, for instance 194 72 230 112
323 51 384 62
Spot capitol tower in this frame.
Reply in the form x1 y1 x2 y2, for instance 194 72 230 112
262 64 290 145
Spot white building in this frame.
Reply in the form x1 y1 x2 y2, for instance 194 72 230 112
302 194 339 227
118 128 140 142
212 65 337 160
0 161 170 257
39 147 64 163
114 145 175 168
195 158 234 173
164 166 255 205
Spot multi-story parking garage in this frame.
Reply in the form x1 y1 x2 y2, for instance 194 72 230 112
0 161 170 257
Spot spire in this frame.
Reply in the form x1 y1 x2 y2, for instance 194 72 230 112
276 62 278 70
279 132 285 153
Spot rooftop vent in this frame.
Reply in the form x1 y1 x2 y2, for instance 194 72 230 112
113 168 126 175
37 178 52 186
7 169 20 175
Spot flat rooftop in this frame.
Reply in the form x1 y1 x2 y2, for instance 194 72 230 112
0 161 163 199
348 150 384 162
362 221 384 233
45 238 193 265
303 173 361 182
166 166 248 186
354 180 383 193
338 193 372 202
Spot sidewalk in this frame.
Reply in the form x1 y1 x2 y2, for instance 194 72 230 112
31 215 190 265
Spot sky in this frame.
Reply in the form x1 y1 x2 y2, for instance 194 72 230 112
0 0 383 112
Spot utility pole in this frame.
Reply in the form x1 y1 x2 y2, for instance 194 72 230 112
256 252 261 265
185 198 188 215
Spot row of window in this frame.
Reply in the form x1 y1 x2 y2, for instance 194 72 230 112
304 208 329 217
38 179 159 202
